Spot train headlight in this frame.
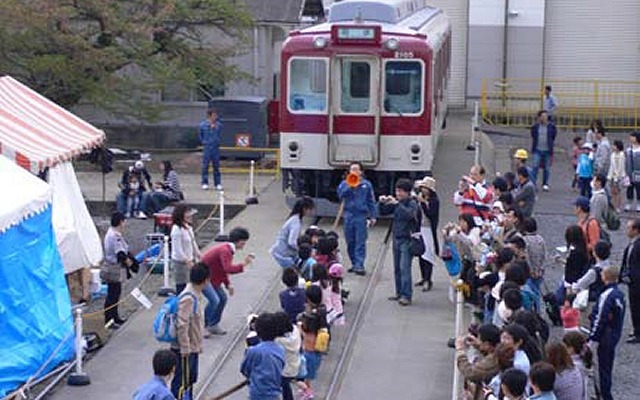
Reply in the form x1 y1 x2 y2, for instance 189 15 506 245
385 38 400 51
410 143 421 163
313 36 328 49
288 141 299 161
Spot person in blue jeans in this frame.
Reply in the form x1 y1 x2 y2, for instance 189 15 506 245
337 161 377 276
199 108 223 191
530 110 557 192
379 179 419 306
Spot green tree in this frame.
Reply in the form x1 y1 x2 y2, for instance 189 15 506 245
0 0 254 121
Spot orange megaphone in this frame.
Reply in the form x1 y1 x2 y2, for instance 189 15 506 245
346 172 360 188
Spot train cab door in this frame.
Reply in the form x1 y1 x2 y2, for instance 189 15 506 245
328 56 381 167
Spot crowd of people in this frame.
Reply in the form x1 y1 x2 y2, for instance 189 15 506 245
445 116 640 400
115 159 184 219
124 111 640 399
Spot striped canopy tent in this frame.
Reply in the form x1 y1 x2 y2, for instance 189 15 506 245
0 76 105 173
0 76 104 274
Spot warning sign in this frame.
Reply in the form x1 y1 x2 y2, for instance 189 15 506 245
235 134 251 148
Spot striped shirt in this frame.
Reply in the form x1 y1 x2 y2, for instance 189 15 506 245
164 170 181 201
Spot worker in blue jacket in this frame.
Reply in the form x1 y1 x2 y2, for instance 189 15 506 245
337 161 377 276
199 108 223 191
589 265 626 400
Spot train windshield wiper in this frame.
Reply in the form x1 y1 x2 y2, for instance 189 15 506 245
388 104 403 117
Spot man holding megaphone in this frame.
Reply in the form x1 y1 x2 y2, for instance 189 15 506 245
337 162 378 276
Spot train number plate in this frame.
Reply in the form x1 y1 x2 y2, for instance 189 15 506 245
394 51 414 59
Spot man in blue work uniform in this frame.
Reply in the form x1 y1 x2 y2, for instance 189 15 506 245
199 108 223 191
589 265 626 400
337 161 377 276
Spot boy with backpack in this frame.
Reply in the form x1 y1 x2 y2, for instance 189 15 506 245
170 264 209 399
280 267 306 324
298 285 329 400
296 243 316 282
576 142 594 198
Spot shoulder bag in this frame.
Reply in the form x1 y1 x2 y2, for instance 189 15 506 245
410 202 426 257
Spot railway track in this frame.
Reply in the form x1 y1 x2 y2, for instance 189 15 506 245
194 221 393 400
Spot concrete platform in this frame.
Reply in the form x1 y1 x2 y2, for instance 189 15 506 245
49 114 484 400
76 170 277 207
50 178 291 400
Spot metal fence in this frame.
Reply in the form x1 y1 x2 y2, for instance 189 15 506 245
481 78 640 130
217 146 280 180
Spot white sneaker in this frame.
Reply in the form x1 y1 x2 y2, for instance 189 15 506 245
136 211 147 219
201 184 209 190
124 212 131 218
542 185 550 192
207 325 227 335
635 204 640 212
215 184 223 191
625 204 632 212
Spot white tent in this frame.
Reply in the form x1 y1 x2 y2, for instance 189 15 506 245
0 76 104 272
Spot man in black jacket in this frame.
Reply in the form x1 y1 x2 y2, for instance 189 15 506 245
621 218 640 343
379 179 419 306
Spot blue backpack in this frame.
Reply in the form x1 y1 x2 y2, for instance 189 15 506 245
153 292 197 343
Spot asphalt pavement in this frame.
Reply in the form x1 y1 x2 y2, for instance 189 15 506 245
48 115 640 400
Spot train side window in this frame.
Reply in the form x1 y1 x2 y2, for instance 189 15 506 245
384 61 423 115
288 58 328 113
340 61 371 113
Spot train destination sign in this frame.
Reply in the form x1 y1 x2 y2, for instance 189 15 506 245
331 25 381 44
337 27 375 40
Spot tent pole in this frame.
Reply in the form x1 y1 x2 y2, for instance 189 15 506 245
102 170 106 215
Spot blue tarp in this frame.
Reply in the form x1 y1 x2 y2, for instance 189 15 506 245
0 206 74 396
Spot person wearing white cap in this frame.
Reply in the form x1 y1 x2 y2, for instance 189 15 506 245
116 160 153 219
414 176 439 291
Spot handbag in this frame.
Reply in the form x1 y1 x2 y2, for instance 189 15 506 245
573 289 589 310
629 149 640 183
410 204 425 257
442 242 461 276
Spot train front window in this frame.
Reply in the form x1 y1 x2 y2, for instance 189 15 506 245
340 60 371 113
384 61 423 115
288 58 328 113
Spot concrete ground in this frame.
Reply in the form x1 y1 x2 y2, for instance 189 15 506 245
50 180 291 400
76 169 278 207
48 114 640 400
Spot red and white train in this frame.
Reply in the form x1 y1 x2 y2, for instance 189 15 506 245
279 0 451 214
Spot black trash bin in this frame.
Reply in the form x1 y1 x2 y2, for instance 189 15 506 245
207 97 270 160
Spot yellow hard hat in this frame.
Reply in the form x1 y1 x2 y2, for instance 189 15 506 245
514 149 529 160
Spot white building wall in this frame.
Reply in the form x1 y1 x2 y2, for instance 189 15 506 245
544 0 640 81
427 0 469 107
